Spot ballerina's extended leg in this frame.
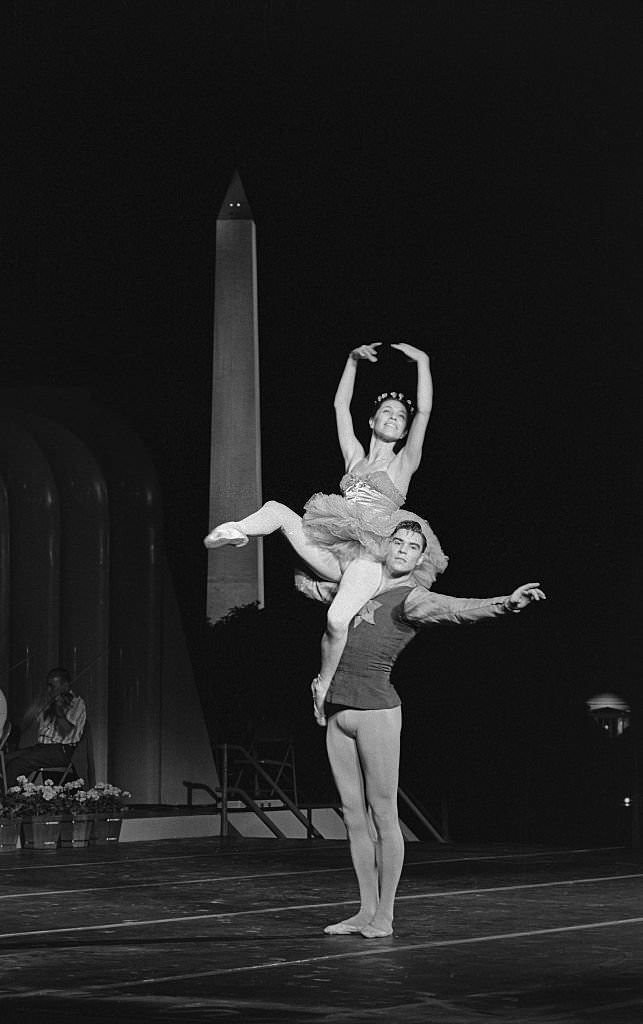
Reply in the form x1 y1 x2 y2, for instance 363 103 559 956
204 501 342 582
204 504 382 725
203 502 289 549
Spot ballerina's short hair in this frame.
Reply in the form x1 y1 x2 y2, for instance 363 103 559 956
373 391 415 417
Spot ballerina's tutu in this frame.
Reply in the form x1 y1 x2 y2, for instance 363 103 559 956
302 471 448 589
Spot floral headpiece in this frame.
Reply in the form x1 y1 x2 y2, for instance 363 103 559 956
373 391 415 417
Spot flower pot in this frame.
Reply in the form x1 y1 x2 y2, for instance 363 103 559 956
22 816 63 850
0 818 22 851
90 812 123 845
60 813 94 848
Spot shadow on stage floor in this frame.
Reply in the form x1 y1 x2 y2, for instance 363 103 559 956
0 837 642 1023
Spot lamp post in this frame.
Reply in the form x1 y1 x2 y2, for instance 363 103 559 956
586 692 639 849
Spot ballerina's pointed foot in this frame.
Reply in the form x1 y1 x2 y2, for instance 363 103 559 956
203 523 249 549
360 921 394 939
311 675 329 727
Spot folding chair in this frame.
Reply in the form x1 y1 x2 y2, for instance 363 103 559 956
244 723 299 805
27 719 94 788
27 758 76 786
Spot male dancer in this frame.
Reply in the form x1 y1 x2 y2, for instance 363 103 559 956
297 520 545 938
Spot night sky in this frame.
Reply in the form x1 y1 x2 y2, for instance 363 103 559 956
6 2 642 834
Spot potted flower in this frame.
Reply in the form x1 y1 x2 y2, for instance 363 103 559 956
9 775 67 850
84 782 131 844
59 779 94 848
0 785 27 852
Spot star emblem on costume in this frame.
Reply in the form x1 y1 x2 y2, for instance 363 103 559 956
353 599 382 628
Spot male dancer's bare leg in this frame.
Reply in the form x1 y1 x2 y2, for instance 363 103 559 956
356 707 403 937
324 711 380 934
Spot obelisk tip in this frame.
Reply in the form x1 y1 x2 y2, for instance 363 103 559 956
217 171 254 220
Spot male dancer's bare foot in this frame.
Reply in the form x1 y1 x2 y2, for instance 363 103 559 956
324 912 376 935
203 523 248 549
311 676 329 727
360 917 394 938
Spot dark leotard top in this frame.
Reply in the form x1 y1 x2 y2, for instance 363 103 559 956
326 586 415 710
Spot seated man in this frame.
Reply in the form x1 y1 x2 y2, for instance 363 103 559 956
5 667 86 787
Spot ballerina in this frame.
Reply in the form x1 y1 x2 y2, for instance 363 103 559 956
204 342 447 722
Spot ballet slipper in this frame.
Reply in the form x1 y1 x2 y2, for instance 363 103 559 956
323 921 364 935
203 523 248 549
324 913 375 935
311 676 329 727
360 923 394 938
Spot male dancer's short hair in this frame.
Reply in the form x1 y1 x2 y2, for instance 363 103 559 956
390 520 427 552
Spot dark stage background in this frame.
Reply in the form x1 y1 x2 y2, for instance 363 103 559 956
6 2 642 841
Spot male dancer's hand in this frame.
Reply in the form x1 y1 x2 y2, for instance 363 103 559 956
506 582 547 612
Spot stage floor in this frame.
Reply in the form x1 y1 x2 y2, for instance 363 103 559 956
0 837 642 1022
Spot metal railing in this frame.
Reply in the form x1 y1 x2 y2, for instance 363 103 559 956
398 786 450 843
184 743 324 840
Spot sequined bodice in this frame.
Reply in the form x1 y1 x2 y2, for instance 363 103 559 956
340 470 406 511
